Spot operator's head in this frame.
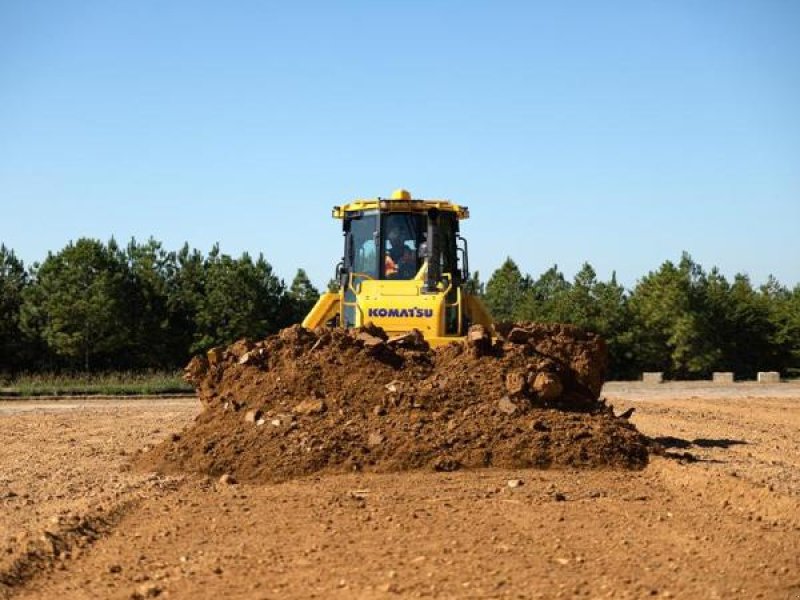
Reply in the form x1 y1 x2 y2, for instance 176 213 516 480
388 226 404 246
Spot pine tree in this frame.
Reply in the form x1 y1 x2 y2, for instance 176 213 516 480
20 239 130 370
627 253 718 378
287 268 320 324
464 271 484 296
192 250 286 353
123 238 175 369
166 243 206 362
484 258 528 321
516 265 570 323
0 245 28 373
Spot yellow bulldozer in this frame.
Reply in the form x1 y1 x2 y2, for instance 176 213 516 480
302 189 494 346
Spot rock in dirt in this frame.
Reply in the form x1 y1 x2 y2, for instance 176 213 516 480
497 397 518 415
357 331 386 353
507 327 530 344
206 347 224 367
387 329 427 350
385 380 401 394
617 407 635 420
368 432 385 447
530 372 564 401
135 583 162 598
466 324 492 357
505 372 527 396
293 399 326 416
137 323 649 484
218 473 236 485
244 409 262 424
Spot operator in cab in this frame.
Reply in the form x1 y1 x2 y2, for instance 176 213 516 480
385 225 418 279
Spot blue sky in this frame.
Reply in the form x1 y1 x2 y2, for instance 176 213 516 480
1 1 798 289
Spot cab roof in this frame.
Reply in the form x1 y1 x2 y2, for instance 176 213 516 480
332 189 469 220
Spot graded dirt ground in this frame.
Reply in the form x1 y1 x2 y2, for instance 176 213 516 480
1 384 799 599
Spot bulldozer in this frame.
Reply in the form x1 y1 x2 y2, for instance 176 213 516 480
302 189 494 346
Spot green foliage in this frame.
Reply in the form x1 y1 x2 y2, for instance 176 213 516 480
590 273 636 379
21 239 131 371
9 239 309 373
192 247 287 353
165 243 206 364
123 238 176 369
484 258 529 321
3 237 799 381
516 265 572 323
0 371 191 396
511 263 635 379
287 268 320 324
0 245 28 372
625 256 794 379
627 254 720 378
484 252 800 380
713 273 780 377
464 271 484 296
787 286 800 376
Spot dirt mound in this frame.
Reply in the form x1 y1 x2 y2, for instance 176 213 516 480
137 324 649 483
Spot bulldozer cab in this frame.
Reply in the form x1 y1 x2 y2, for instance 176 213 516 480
303 189 493 346
343 209 461 285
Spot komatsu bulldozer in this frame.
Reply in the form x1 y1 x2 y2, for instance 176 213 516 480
302 189 494 346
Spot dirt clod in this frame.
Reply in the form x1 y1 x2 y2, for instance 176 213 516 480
218 473 236 485
531 372 564 401
244 409 262 424
293 399 326 416
497 396 518 415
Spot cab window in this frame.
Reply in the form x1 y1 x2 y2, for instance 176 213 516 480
383 213 423 280
349 214 378 278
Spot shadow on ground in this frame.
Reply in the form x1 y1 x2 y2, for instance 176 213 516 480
654 436 748 450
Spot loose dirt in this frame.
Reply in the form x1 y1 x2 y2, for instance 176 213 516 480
137 324 648 483
1 385 799 599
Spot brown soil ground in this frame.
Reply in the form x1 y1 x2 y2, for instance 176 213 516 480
1 383 799 599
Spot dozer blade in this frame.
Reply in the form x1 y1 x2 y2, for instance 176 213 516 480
302 292 340 329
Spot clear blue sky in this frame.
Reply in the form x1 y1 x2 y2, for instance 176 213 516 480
2 1 798 289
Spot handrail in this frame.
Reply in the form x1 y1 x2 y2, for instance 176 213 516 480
440 273 463 335
343 272 369 326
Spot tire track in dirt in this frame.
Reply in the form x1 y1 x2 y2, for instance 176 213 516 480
0 401 196 598
2 497 145 599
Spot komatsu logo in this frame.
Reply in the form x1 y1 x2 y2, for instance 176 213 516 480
368 307 433 319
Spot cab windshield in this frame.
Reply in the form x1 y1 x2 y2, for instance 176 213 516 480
383 213 425 280
344 210 458 282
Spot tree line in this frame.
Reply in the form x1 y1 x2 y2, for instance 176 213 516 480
1 239 798 379
481 255 800 380
0 239 319 373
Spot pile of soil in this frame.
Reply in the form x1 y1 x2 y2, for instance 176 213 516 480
138 323 649 483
